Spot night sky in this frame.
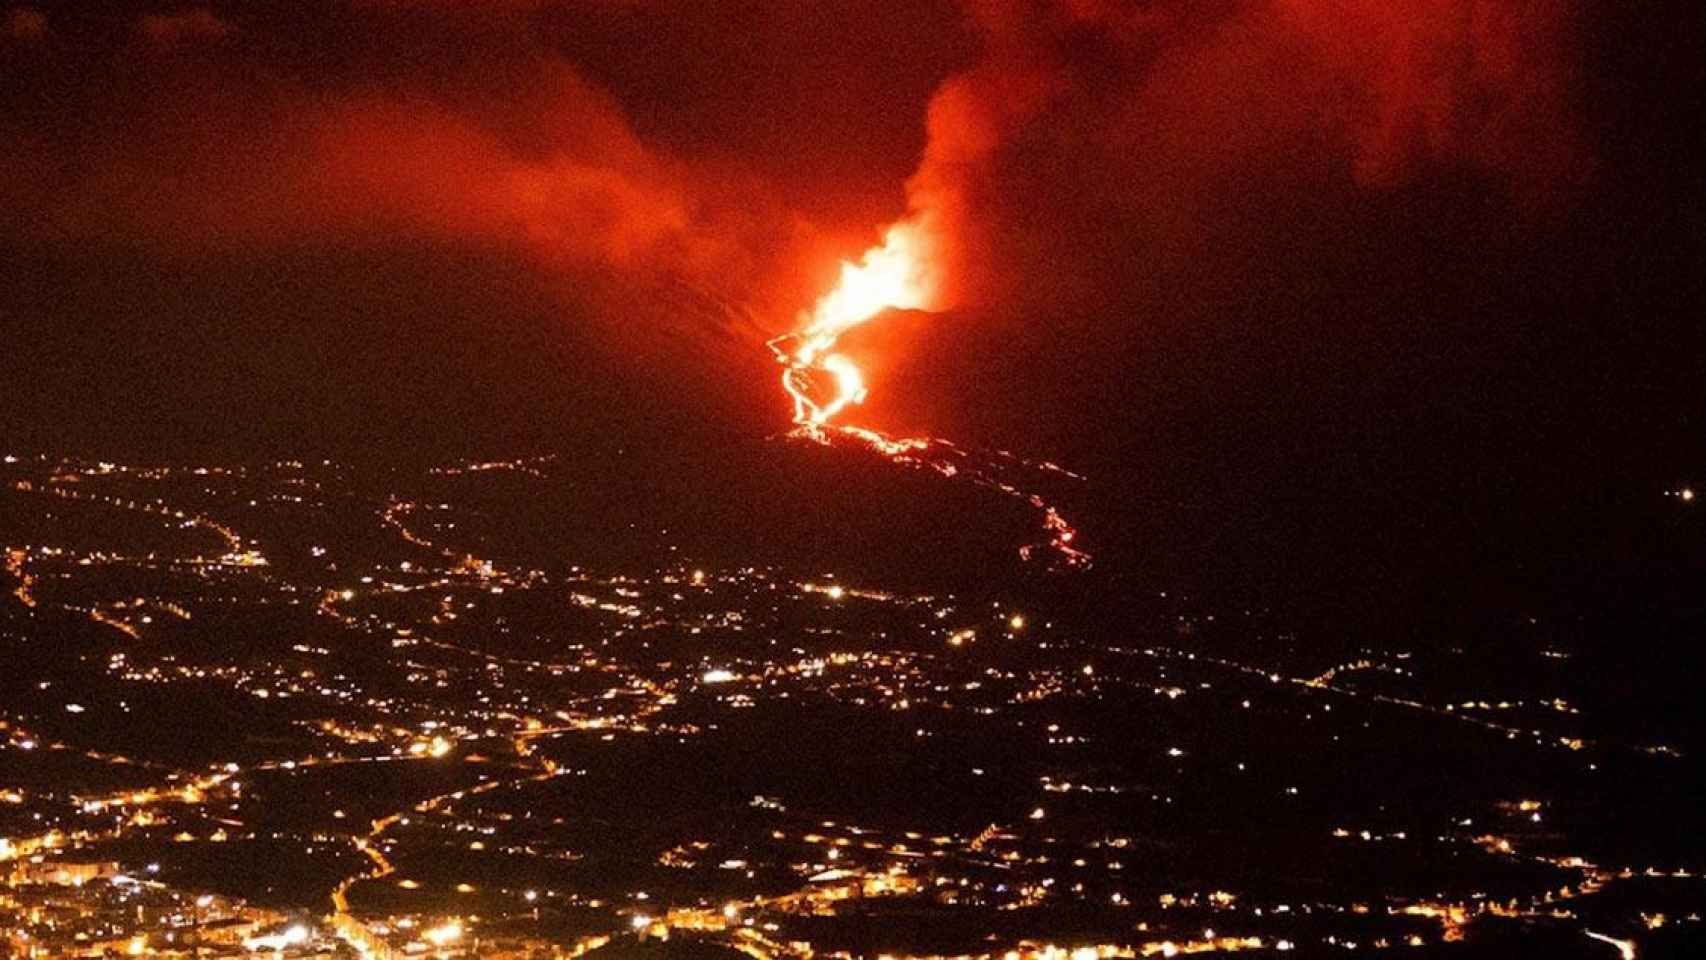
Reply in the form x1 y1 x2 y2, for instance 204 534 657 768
3 1 1702 622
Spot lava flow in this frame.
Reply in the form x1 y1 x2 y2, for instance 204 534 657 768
769 223 1091 569
768 221 935 429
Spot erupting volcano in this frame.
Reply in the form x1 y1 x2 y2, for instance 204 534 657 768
767 219 1090 570
768 221 937 430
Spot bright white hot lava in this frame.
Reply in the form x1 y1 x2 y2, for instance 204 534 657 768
768 220 1090 569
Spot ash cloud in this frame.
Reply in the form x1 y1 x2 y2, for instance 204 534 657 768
2 2 1593 331
0 0 1603 447
0 4 870 349
898 0 1592 313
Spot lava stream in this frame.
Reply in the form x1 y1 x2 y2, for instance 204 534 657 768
837 424 1093 569
771 219 1090 568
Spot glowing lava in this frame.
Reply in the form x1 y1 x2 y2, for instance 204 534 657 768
765 221 1091 570
769 221 935 429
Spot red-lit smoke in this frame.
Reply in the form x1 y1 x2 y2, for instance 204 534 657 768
0 2 1590 390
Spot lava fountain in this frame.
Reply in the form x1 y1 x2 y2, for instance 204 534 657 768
768 221 936 430
766 220 1091 570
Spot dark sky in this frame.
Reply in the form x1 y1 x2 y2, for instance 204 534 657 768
2 1 1702 616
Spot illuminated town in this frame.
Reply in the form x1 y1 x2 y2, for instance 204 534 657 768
2 453 1700 958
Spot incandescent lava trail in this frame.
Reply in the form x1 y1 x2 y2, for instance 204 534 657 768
768 221 936 429
768 222 1090 570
